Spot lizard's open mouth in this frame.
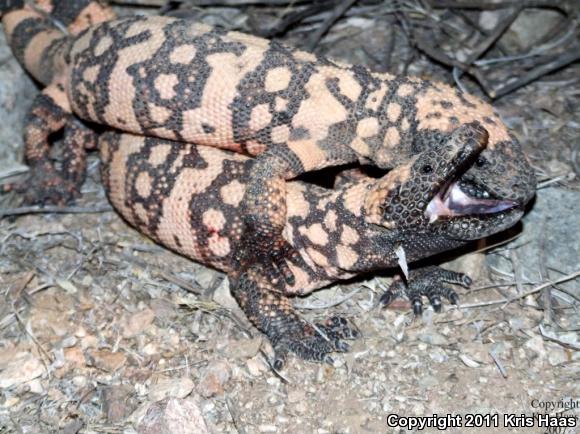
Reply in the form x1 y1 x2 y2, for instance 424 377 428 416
426 180 518 223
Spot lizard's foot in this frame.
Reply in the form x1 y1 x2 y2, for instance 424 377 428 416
380 266 472 315
232 266 358 369
3 161 80 206
271 315 359 370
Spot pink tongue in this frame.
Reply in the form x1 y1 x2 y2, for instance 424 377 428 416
426 183 517 222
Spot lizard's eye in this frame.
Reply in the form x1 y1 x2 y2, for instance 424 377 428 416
476 156 487 167
421 164 433 174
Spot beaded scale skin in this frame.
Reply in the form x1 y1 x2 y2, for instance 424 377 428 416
0 0 536 365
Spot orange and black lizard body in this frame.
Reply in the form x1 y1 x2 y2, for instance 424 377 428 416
0 1 536 365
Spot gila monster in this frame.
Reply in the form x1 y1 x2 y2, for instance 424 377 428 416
0 1 536 365
0 0 535 287
100 122 514 366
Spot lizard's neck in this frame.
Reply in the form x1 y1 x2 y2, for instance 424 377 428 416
285 172 470 282
285 179 399 281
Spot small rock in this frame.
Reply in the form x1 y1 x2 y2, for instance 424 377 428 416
429 348 449 363
246 356 268 376
0 352 44 388
62 419 84 434
195 267 220 289
459 354 481 368
4 396 20 408
524 335 546 358
80 335 98 350
56 278 78 294
72 376 87 387
62 419 83 434
47 387 65 401
294 400 308 414
87 349 127 372
258 424 278 433
149 376 195 402
547 344 570 366
197 360 231 398
61 336 78 348
462 343 490 364
63 347 86 369
137 397 209 434
223 338 262 360
418 332 448 346
103 385 137 423
142 343 158 356
150 299 178 322
122 308 156 338
26 379 44 394
212 278 239 311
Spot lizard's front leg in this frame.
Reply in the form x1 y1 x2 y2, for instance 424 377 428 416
232 264 358 369
236 145 356 285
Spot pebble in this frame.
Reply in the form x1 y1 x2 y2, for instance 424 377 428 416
0 352 44 388
142 343 158 356
74 327 87 338
122 308 155 338
80 335 98 350
63 347 86 369
103 385 135 423
524 335 546 357
418 331 448 346
61 336 78 348
72 376 87 387
26 379 44 394
417 374 438 389
429 348 449 363
246 356 268 376
223 337 262 360
197 360 231 398
87 349 127 372
137 397 209 434
149 376 195 402
212 278 239 311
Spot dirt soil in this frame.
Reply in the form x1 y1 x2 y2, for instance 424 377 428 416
0 2 579 434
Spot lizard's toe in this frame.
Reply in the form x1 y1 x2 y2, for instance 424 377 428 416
319 316 359 340
382 266 471 316
237 234 306 287
270 316 358 369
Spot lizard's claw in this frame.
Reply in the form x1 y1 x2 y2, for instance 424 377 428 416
380 266 472 315
269 238 309 286
271 315 359 370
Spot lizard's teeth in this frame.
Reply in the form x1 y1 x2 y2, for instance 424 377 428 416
446 184 517 214
426 182 517 220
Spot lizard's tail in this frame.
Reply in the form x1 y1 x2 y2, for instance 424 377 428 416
1 0 115 85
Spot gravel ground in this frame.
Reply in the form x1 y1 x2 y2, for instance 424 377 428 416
0 2 579 433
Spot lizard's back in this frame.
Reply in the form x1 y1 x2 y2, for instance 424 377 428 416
69 15 356 155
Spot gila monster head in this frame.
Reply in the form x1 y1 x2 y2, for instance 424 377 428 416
413 129 536 214
411 83 537 209
364 121 525 247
